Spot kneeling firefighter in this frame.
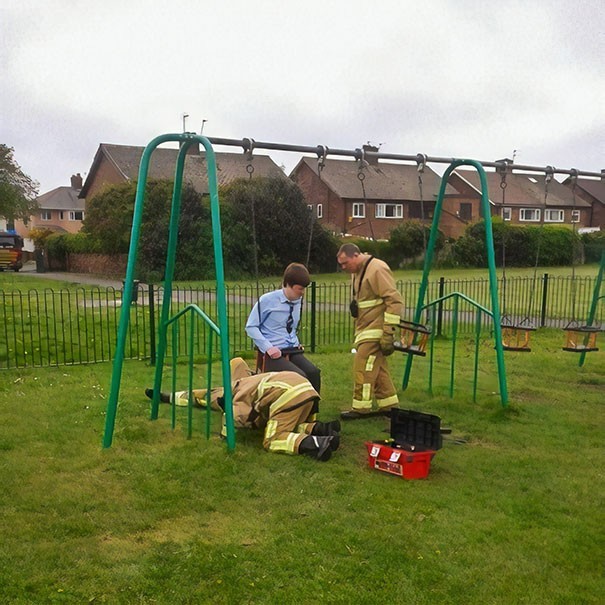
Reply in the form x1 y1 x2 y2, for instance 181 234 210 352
146 358 341 461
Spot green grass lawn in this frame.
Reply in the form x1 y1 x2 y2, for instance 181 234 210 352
1 329 603 604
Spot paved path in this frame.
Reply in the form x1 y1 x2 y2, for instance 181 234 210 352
18 260 134 290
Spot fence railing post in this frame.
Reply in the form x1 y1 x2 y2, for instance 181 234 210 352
540 273 549 328
437 277 445 336
310 281 317 353
148 283 156 365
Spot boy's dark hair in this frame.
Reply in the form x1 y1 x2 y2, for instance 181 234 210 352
283 263 310 288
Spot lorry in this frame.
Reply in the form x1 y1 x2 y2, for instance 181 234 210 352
0 231 24 271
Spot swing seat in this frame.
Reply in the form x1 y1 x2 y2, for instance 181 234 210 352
393 320 431 357
562 323 601 353
500 317 537 352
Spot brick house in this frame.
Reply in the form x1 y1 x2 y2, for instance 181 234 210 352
562 176 605 230
14 174 86 250
79 143 285 202
289 149 468 239
449 166 592 229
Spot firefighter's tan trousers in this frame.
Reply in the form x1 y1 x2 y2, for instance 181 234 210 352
352 340 399 412
262 395 317 455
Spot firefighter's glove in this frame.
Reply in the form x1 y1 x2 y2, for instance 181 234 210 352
380 330 395 356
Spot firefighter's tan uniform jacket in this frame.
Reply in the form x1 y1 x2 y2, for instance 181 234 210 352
350 256 403 412
173 358 320 455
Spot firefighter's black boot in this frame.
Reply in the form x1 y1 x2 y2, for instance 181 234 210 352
311 420 341 436
145 388 170 403
299 435 336 461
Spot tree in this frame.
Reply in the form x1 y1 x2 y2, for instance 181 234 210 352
220 176 338 277
83 179 214 281
0 144 39 222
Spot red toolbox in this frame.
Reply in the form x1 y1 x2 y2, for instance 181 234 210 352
365 408 443 479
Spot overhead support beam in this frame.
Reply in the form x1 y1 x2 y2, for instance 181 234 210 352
206 136 602 179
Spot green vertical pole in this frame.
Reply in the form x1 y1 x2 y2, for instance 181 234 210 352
472 309 482 403
103 134 173 447
205 331 213 439
151 143 189 420
198 135 235 450
187 313 194 440
579 250 605 367
171 322 177 430
450 297 459 398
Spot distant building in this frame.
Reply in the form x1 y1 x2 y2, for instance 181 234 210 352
290 146 467 239
14 174 85 251
449 166 592 229
562 176 605 230
79 143 285 201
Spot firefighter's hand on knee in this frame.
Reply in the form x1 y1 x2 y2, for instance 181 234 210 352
380 332 395 356
267 346 282 359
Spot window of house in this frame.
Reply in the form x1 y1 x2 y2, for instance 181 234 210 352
544 209 564 222
307 204 313 212
502 207 512 221
459 203 472 221
40 211 52 221
317 204 323 219
375 203 403 219
520 208 541 222
571 209 580 223
352 203 365 218
59 211 64 220
69 211 84 221
408 201 435 219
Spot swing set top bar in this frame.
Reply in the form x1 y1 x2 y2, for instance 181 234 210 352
206 136 603 179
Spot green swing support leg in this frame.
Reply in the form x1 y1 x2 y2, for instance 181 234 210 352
402 159 508 406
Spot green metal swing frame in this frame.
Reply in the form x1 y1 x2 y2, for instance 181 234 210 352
102 133 236 450
401 159 509 406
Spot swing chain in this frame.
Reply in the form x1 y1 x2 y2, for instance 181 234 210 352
316 145 328 174
243 137 255 178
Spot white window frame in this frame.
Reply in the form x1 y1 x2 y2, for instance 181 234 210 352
571 209 580 223
59 211 64 220
40 211 52 221
316 203 323 219
307 204 313 212
520 208 541 222
544 209 564 223
352 202 365 218
69 210 84 221
375 203 403 219
502 207 512 221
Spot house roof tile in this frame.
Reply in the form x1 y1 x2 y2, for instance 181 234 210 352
36 186 85 211
296 157 456 200
452 169 591 208
80 143 285 197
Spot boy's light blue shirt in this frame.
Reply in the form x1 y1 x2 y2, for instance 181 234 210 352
245 288 302 353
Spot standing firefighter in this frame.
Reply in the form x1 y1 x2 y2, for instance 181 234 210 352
337 243 403 419
146 358 340 461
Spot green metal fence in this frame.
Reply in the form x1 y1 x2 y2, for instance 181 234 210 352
1 275 603 369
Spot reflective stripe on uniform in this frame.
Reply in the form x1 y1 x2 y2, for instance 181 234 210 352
362 383 371 402
269 382 314 414
358 298 382 309
354 328 383 344
352 397 373 410
365 355 376 372
268 432 299 455
384 312 400 325
377 394 399 408
265 419 278 440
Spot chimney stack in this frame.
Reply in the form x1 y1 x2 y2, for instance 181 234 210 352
362 144 380 166
71 173 83 189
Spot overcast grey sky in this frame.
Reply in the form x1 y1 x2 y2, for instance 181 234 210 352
1 0 603 194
